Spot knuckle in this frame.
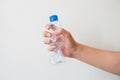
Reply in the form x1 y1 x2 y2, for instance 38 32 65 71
45 24 50 29
59 28 64 32
66 32 71 37
58 28 64 34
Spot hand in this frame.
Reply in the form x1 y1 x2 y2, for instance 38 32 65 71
43 24 78 58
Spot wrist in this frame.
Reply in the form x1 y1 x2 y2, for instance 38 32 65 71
71 43 84 59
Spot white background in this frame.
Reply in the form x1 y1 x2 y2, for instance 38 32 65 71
0 0 120 80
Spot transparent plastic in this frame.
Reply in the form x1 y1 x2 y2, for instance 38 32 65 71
49 15 65 64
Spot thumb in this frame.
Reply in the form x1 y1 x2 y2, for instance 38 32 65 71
54 28 72 43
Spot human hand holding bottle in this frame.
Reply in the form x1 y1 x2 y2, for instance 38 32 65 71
43 25 79 58
43 24 120 75
43 15 80 64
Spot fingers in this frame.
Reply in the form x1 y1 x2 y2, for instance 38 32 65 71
43 38 57 51
43 24 57 38
43 31 51 37
45 24 57 31
43 25 73 52
43 24 58 52
43 39 51 44
48 45 57 51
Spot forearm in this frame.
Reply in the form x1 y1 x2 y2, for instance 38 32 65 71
73 43 120 75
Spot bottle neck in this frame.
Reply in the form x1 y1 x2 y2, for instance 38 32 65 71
50 20 60 29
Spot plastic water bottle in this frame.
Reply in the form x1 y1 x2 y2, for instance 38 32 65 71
49 15 65 64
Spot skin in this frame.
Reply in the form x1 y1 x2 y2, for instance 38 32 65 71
43 24 120 75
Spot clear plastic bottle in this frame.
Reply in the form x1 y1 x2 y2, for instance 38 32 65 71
49 15 65 64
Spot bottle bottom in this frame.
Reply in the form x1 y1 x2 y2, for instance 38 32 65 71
50 49 65 64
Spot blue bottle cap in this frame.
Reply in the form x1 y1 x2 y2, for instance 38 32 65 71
49 15 58 22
